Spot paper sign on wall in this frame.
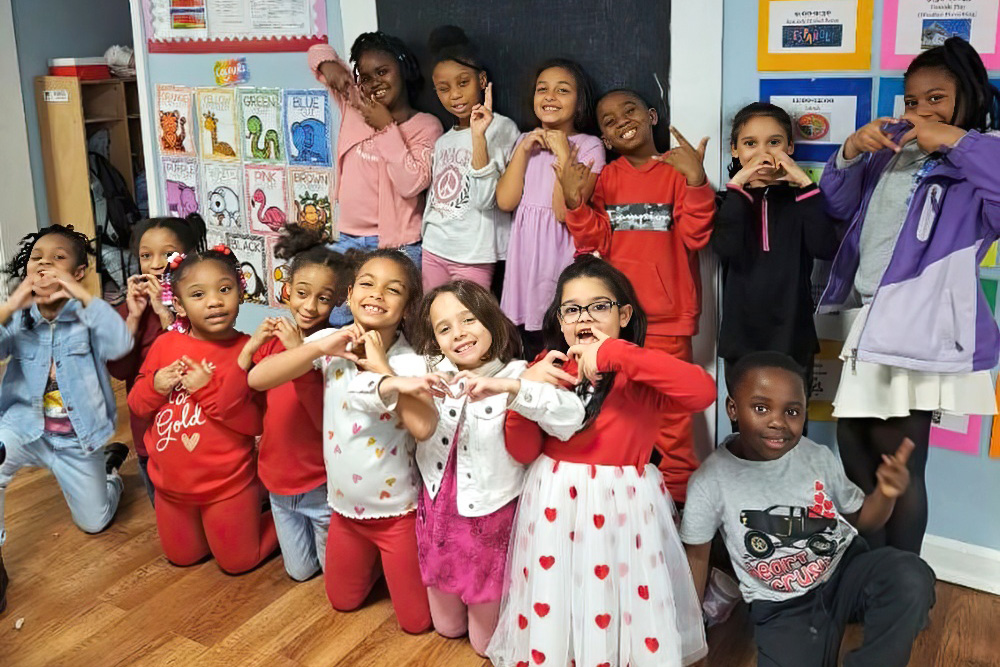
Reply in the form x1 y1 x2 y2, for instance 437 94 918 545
287 167 332 236
929 411 983 455
226 232 269 305
758 0 874 70
244 164 288 234
877 76 1000 118
156 85 196 156
161 157 201 218
238 87 284 164
202 162 244 230
283 89 332 167
808 339 843 422
196 87 240 161
881 0 1000 70
265 236 290 308
761 78 872 161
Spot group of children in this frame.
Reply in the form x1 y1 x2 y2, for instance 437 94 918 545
0 27 997 667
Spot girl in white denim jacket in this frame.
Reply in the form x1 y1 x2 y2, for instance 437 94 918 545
0 225 133 613
351 280 584 655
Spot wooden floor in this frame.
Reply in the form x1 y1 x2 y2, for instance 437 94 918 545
0 397 998 666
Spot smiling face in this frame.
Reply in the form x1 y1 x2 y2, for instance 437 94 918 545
288 263 338 335
597 91 658 157
429 291 493 371
347 257 410 333
557 276 632 348
903 67 958 125
356 50 405 110
731 114 794 176
534 66 579 131
27 233 86 297
172 259 241 340
137 227 183 277
432 59 485 124
726 366 806 462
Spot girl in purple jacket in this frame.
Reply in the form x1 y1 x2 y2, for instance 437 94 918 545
818 37 1000 554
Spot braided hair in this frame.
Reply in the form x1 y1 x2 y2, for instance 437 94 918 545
428 25 488 77
273 223 352 305
350 31 424 105
905 36 1000 131
168 247 243 296
129 213 207 259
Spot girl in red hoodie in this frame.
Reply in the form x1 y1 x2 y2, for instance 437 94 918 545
128 246 277 574
486 256 715 667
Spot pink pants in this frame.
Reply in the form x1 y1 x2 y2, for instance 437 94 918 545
427 587 501 656
421 249 494 292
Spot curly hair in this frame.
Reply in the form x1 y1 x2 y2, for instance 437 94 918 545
350 31 424 105
168 247 243 295
345 248 423 341
4 224 94 280
414 280 521 365
273 223 352 306
129 213 207 258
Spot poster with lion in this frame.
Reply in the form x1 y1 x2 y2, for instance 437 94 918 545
156 85 195 156
201 162 243 231
286 167 332 237
265 235 291 308
226 232 269 305
237 87 284 165
196 87 240 161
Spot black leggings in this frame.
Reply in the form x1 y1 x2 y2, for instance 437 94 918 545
836 412 932 554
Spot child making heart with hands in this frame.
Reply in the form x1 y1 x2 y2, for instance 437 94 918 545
128 247 276 575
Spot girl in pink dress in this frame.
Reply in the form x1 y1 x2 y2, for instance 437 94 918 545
496 59 606 358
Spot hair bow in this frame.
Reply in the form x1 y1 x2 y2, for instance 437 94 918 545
166 251 187 271
211 244 233 256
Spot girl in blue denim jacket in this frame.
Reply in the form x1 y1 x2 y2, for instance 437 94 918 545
0 225 134 613
818 38 1000 554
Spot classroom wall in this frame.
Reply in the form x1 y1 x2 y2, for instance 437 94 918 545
718 0 1000 552
11 0 134 226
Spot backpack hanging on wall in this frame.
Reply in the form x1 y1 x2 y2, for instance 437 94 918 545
88 151 141 299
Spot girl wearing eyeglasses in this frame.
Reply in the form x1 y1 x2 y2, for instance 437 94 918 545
487 255 716 667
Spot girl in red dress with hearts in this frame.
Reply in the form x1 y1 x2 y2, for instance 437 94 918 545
487 256 715 667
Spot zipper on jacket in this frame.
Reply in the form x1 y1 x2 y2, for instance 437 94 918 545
761 187 771 252
850 348 857 373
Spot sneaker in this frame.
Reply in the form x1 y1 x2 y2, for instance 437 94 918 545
104 442 129 475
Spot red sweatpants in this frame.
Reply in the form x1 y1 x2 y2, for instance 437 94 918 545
645 334 700 504
324 511 431 634
155 482 278 574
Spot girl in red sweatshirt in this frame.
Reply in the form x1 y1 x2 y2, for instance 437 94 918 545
128 246 277 574
486 256 716 667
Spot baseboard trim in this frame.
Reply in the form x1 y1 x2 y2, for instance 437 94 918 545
921 535 1000 595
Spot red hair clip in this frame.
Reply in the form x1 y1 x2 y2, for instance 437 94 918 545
166 251 186 271
211 244 233 256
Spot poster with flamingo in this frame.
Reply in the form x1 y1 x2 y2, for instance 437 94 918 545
287 167 332 237
238 87 284 165
196 87 240 161
244 164 288 235
156 85 195 156
162 157 200 218
283 89 331 167
202 162 243 231
226 232 269 306
266 235 291 308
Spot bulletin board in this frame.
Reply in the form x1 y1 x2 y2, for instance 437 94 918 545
757 0 875 70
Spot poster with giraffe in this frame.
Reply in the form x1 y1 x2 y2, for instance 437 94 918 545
161 157 200 219
202 162 244 231
244 164 288 235
265 235 291 308
283 89 332 167
237 87 284 165
226 233 269 306
287 167 332 237
196 88 240 162
156 85 195 156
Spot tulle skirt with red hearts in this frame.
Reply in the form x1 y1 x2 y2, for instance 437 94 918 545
486 455 707 667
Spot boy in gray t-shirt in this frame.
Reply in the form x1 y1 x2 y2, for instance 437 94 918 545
680 352 935 667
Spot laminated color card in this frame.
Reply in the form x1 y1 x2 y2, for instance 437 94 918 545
929 412 982 455
266 236 290 308
244 164 288 234
202 161 244 230
161 157 200 218
238 87 284 164
287 167 332 237
196 87 240 161
156 85 196 156
283 89 332 167
226 232 269 305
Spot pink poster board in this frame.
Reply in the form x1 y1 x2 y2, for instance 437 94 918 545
881 0 1000 70
929 412 983 455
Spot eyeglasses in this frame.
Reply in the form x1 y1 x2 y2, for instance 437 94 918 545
558 300 620 323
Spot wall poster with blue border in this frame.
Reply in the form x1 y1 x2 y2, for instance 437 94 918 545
283 89 332 167
878 77 1000 118
760 78 873 161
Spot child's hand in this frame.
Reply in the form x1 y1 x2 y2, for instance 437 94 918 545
349 85 393 131
728 153 780 187
470 82 494 137
153 359 185 395
354 328 392 375
386 373 445 399
567 328 610 384
519 128 548 155
273 317 303 350
318 60 354 96
653 126 709 186
771 150 813 187
843 117 902 159
316 327 360 361
520 350 580 387
876 437 914 499
559 144 595 210
139 275 170 315
5 277 36 312
545 129 572 167
125 276 150 319
35 268 91 306
907 118 967 154
179 356 214 394
453 371 519 401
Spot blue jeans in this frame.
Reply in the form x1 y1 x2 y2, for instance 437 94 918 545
0 435 123 545
326 234 422 326
270 483 332 581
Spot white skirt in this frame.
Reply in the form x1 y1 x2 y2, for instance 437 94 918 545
833 307 997 419
485 455 707 667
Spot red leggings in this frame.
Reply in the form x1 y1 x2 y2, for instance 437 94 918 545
155 482 278 574
645 334 699 504
324 511 431 634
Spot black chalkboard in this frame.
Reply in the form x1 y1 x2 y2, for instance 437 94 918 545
374 0 671 148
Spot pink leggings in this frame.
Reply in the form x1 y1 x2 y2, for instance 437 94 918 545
427 587 501 656
421 249 494 292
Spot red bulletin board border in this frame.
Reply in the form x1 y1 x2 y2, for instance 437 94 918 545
148 35 327 53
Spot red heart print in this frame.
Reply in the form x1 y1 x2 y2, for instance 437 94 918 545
815 481 824 491
598 663 611 667
539 555 555 570
645 637 659 653
390 446 397 456
823 499 833 511
589 465 597 479
544 507 557 522
523 567 529 580
569 531 576 542
518 614 528 629
638 585 649 600
379 491 390 499
379 412 391 421
814 493 824 504
636 534 642 549
352 423 361 435
531 649 546 664
569 486 578 499
594 564 610 580
327 430 335 439
593 514 606 529
517 662 528 667
533 602 550 617
595 613 611 629
552 460 560 473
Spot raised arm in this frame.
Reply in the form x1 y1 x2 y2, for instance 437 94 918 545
248 328 356 391
371 117 442 199
595 338 716 413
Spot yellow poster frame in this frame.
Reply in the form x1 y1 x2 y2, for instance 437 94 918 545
758 0 874 71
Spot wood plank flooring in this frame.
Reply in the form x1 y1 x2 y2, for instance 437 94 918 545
0 394 997 666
